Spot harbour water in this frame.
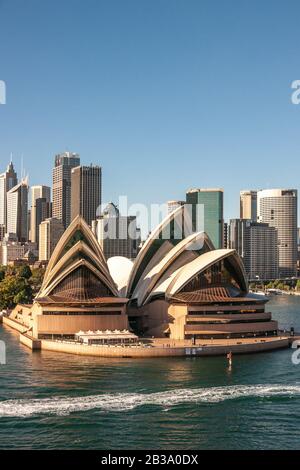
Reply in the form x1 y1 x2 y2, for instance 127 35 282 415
0 295 300 450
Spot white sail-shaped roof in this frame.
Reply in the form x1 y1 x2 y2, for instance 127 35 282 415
126 205 194 297
165 249 248 298
132 232 214 306
107 256 134 297
37 215 119 299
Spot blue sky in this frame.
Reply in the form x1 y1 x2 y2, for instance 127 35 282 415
0 0 300 223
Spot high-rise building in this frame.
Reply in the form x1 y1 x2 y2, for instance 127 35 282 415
228 219 248 257
39 218 65 261
223 222 228 249
93 203 140 260
229 218 278 281
0 160 18 240
6 178 29 242
257 189 298 278
240 190 257 221
186 188 224 249
30 185 51 244
71 165 102 226
297 228 300 276
167 200 185 214
244 222 279 281
52 152 80 229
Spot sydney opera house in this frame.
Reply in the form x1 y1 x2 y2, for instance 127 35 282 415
5 206 287 355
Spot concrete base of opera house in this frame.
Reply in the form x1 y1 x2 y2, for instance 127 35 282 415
2 316 293 357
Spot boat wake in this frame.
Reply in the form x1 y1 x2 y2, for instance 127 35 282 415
0 384 299 417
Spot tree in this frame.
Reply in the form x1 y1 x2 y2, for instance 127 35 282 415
0 267 5 282
29 268 45 293
0 276 33 310
18 265 32 280
14 287 33 305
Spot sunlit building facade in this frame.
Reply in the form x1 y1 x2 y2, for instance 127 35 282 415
258 189 297 278
240 190 257 221
52 152 80 229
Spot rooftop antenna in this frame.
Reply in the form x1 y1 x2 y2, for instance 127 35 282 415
20 154 24 180
10 152 13 163
21 154 23 180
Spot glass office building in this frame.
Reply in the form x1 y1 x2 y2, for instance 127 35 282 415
186 188 224 249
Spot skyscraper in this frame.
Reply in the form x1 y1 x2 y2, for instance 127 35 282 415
244 222 279 281
223 222 228 249
240 190 257 221
0 160 18 240
71 165 102 226
30 185 51 244
93 202 140 260
186 188 224 249
6 178 29 242
257 189 298 278
39 217 65 261
52 152 80 229
229 218 278 281
167 200 185 214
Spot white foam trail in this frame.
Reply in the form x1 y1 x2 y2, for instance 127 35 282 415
0 384 299 417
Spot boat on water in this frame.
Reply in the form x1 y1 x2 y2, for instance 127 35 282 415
249 290 267 297
266 288 283 295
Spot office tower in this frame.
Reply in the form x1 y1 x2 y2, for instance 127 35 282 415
71 165 102 226
167 200 185 214
223 222 228 249
93 203 140 260
258 189 298 278
244 222 279 281
0 225 5 242
186 188 224 249
39 218 65 261
228 219 248 257
240 190 257 221
30 185 51 244
6 178 29 242
0 160 18 240
52 151 80 229
297 228 300 275
229 219 278 281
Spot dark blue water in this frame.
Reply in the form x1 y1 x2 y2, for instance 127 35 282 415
0 295 300 450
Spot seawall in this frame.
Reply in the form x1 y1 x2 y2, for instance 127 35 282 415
3 316 28 333
40 337 290 357
2 315 290 357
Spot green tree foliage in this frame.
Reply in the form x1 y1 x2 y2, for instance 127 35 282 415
29 268 45 293
0 275 33 310
18 265 32 279
0 266 6 282
0 264 45 310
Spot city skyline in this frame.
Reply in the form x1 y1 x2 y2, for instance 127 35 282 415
1 153 300 229
1 0 300 225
